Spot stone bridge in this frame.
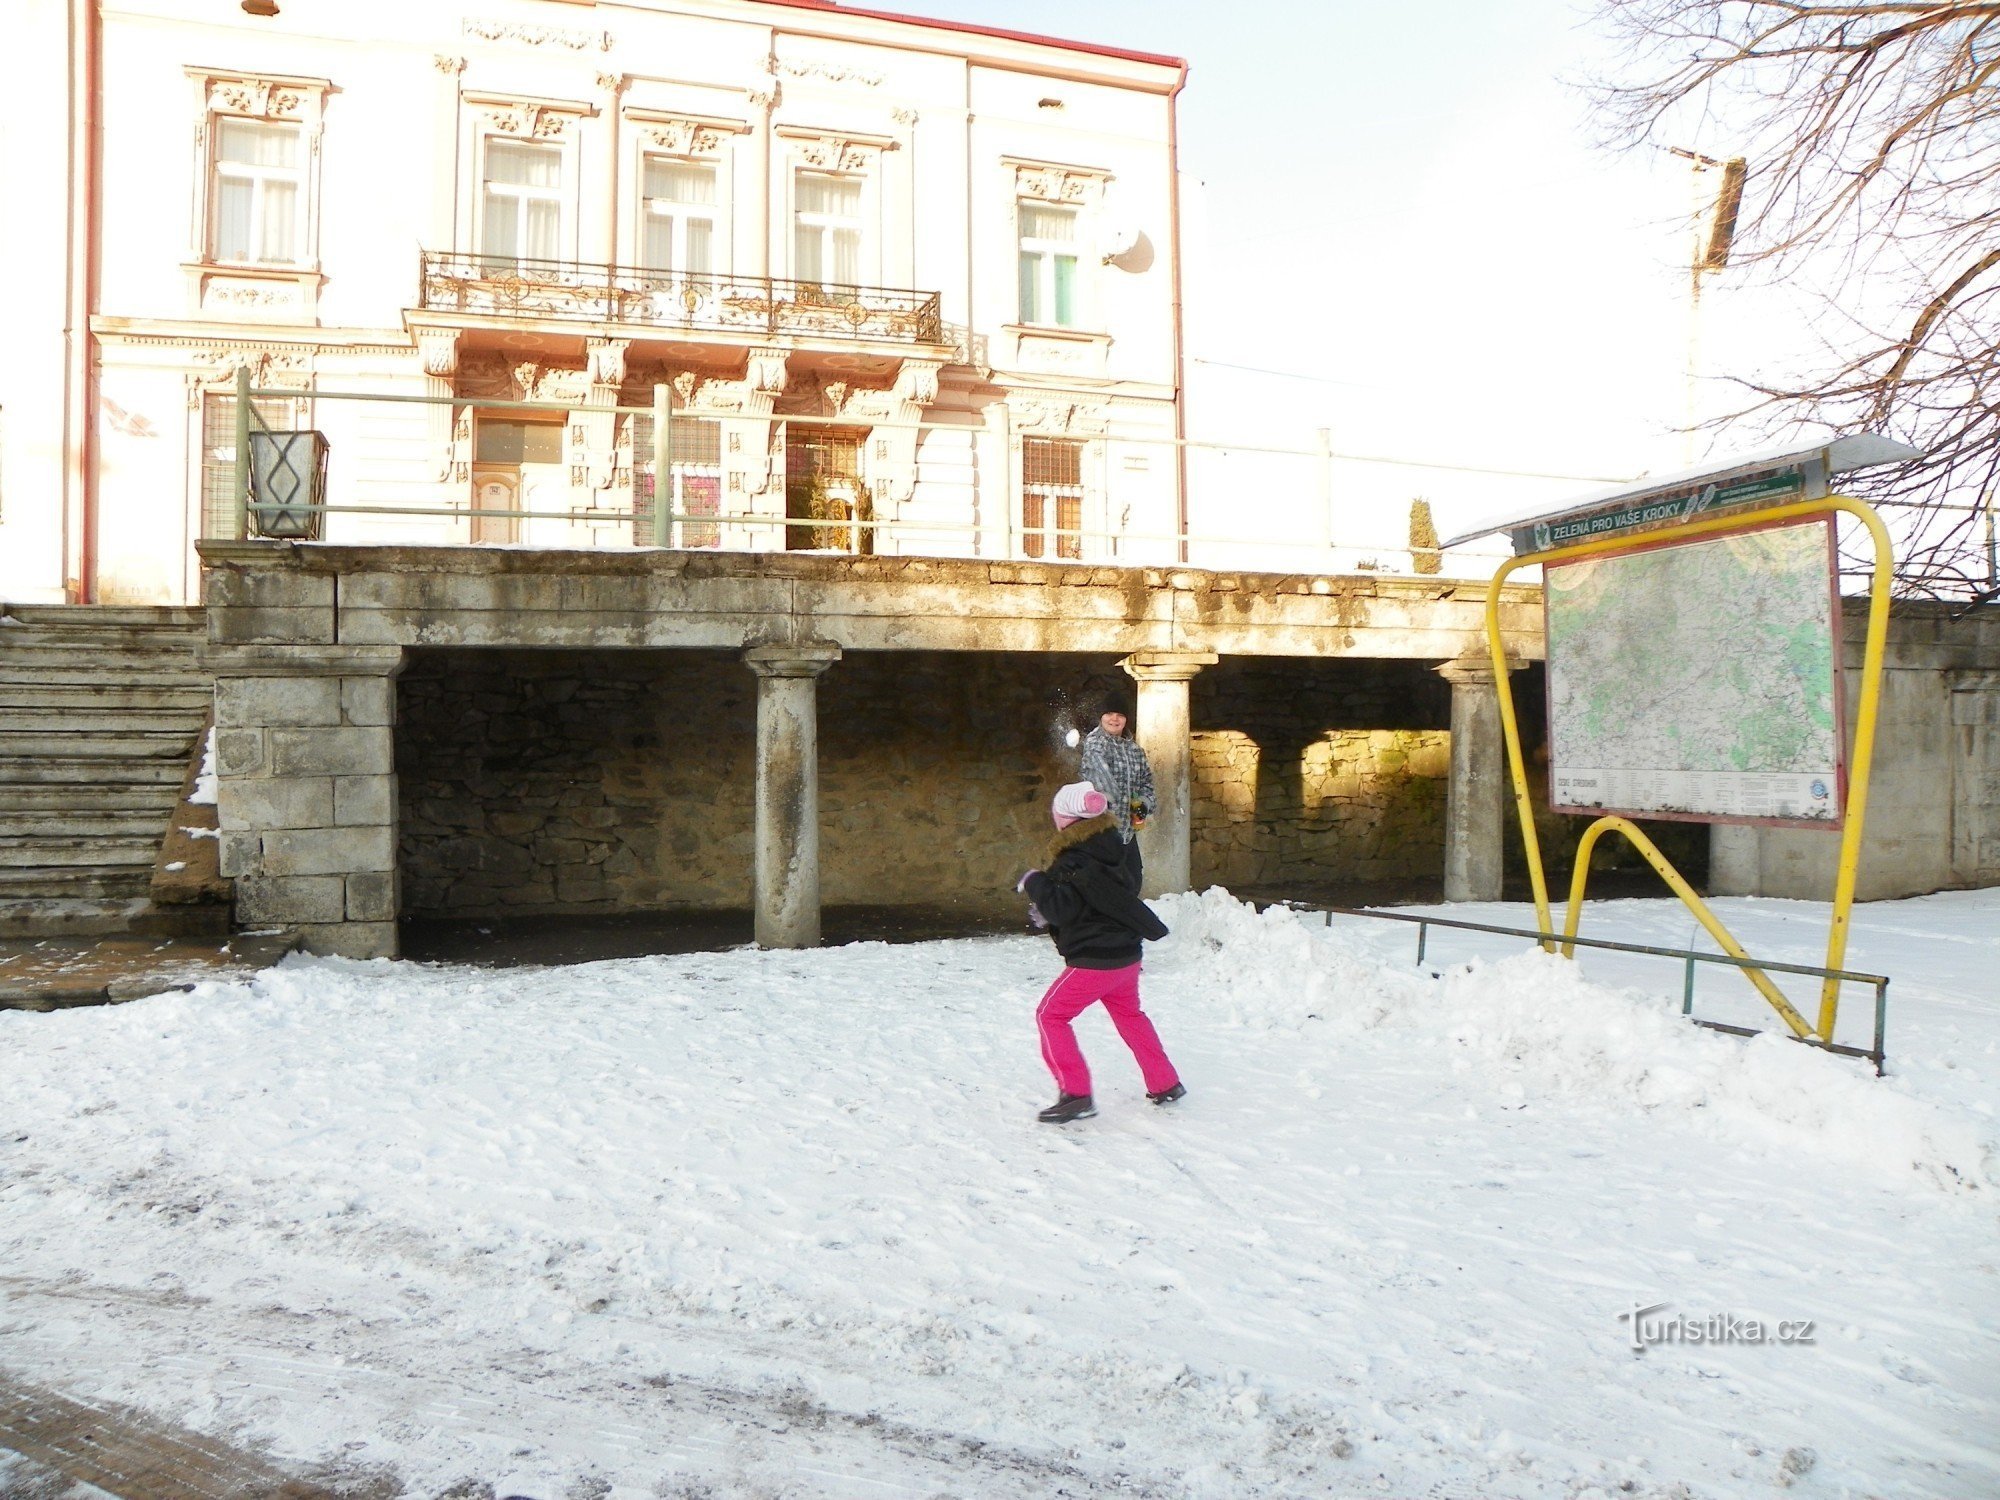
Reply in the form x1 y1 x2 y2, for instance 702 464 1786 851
198 543 1545 957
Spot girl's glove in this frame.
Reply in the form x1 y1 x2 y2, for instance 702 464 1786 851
1016 869 1041 893
1025 901 1049 931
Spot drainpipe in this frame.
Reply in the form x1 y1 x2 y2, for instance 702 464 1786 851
65 0 101 602
1166 63 1190 565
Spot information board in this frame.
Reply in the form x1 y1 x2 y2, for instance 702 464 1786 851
1543 519 1845 826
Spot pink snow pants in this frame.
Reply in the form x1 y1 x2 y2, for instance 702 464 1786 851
1035 962 1179 1098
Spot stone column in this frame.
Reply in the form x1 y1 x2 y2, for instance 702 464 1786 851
1121 650 1218 898
208 645 406 958
1434 650 1512 902
744 643 841 948
1708 825 1761 896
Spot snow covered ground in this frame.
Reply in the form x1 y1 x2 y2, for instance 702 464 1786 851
2 888 1996 1500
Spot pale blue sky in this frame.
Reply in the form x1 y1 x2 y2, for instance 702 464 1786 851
908 0 1746 549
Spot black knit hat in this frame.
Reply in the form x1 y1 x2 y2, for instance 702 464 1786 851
1094 688 1133 720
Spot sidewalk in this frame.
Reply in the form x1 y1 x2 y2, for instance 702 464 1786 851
0 932 296 1011
0 1372 364 1499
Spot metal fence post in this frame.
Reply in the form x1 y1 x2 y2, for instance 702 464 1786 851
232 365 252 540
652 382 672 548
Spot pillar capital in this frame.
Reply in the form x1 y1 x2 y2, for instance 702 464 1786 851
1433 646 1521 689
743 642 841 679
1120 649 1218 684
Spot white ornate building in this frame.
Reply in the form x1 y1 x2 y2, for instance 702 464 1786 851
1 0 1187 603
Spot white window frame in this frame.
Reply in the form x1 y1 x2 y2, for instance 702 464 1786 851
186 69 330 275
459 95 594 268
1017 201 1081 329
792 170 865 288
774 128 892 289
638 156 719 279
208 117 307 267
479 137 566 268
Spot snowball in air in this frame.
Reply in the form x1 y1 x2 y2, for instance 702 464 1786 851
1064 728 1080 748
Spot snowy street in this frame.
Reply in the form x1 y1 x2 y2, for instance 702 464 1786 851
2 890 1996 1499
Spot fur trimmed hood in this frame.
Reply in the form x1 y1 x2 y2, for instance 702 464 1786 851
1044 812 1119 867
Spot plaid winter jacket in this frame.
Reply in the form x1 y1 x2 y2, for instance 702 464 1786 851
1079 727 1156 843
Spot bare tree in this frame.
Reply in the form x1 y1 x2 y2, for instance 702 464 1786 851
1590 1 2000 596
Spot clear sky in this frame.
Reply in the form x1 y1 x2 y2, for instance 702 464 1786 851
906 0 1753 558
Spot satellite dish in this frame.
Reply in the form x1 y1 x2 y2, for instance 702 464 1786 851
1100 221 1142 264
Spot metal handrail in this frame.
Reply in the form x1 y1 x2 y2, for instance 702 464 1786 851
1312 904 1890 1073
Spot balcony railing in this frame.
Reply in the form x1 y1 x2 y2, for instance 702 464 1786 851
418 251 944 346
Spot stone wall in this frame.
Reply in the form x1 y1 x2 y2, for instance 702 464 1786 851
1189 658 1453 893
398 647 1479 919
397 648 1123 919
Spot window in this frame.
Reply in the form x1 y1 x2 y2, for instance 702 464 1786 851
1022 438 1084 560
794 172 862 287
200 389 306 540
631 415 723 548
785 425 868 552
1018 202 1079 327
210 118 304 264
481 140 562 268
641 159 717 277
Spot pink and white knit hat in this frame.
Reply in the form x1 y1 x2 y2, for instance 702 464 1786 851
1051 781 1109 829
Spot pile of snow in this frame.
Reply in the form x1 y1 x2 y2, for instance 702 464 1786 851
187 726 218 806
1156 889 1999 1193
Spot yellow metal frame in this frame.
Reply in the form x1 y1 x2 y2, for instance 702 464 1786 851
1484 495 1894 1044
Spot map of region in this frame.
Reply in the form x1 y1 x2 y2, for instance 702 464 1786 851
1544 520 1843 824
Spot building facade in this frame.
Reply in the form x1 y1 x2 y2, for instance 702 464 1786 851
2 0 1188 604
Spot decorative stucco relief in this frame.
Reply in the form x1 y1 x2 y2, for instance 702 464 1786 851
463 18 613 53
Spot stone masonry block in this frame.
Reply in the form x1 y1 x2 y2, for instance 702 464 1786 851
259 826 396 877
294 920 399 959
334 775 397 827
270 726 395 777
209 606 336 646
217 776 335 832
214 729 267 777
346 869 401 922
216 676 342 729
340 676 396 727
207 569 336 611
236 874 346 924
217 830 261 879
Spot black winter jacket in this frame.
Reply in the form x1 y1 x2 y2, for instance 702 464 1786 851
1022 813 1170 969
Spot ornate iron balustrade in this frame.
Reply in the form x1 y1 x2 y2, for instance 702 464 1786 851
419 251 944 346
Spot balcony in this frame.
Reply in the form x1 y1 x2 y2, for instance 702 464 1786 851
418 251 944 347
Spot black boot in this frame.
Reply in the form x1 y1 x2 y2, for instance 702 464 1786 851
1148 1082 1187 1106
1038 1093 1096 1123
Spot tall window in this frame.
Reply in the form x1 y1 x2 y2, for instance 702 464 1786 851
210 118 303 264
793 172 861 287
631 415 723 548
481 140 562 267
641 159 717 277
1022 438 1084 560
1017 202 1079 327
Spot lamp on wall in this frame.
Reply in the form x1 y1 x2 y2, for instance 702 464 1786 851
241 0 280 15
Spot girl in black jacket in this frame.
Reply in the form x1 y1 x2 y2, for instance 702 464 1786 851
1019 782 1185 1124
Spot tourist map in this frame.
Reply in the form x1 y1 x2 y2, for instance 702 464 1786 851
1544 520 1844 824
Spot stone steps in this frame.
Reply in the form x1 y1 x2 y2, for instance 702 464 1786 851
0 835 168 869
0 684 214 711
0 605 213 935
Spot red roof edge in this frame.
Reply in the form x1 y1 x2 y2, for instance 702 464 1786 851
744 0 1186 73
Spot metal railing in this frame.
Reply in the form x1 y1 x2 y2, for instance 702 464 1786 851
222 373 1525 574
419 251 945 346
1313 905 1890 1072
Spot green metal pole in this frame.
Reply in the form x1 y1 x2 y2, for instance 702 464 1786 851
652 383 673 548
232 365 252 539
